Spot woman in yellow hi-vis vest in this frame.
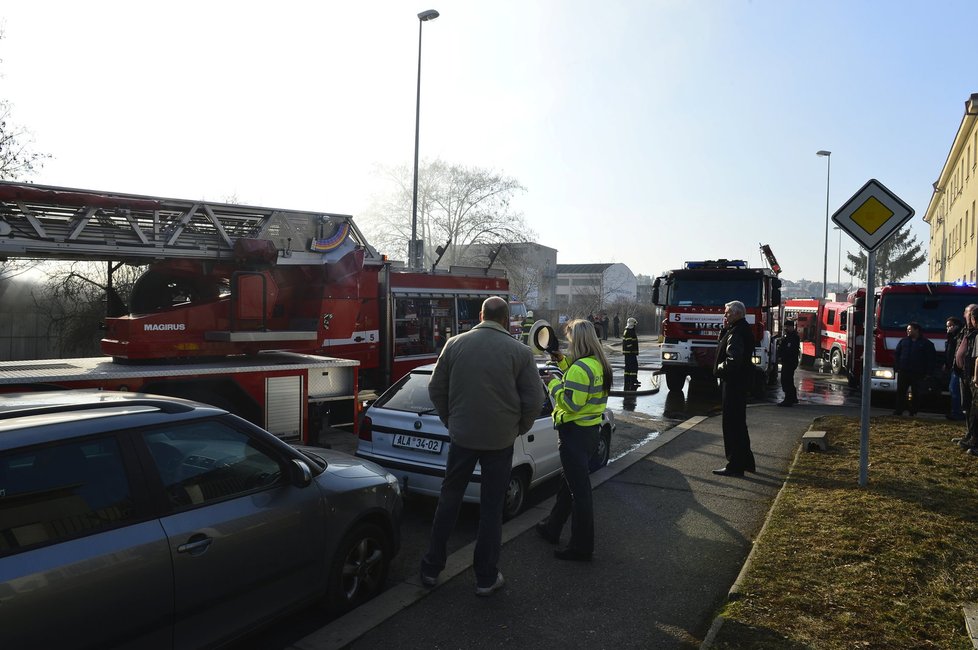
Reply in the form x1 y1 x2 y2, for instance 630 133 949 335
535 319 612 561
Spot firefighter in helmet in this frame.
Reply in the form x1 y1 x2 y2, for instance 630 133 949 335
623 317 639 389
521 311 535 345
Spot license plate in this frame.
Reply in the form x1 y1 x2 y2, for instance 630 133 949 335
392 434 443 454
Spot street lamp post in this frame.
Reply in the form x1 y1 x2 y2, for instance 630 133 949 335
817 150 832 298
834 226 843 287
410 9 440 270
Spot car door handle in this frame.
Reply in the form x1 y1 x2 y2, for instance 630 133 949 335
177 534 213 555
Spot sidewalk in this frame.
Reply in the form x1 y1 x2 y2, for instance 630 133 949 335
299 401 863 650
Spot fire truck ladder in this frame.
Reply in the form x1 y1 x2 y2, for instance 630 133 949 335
0 181 380 264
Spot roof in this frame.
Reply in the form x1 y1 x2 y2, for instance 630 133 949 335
555 263 614 274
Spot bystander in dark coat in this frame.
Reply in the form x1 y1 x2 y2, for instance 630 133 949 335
945 316 964 420
712 300 756 476
421 297 543 596
892 321 936 416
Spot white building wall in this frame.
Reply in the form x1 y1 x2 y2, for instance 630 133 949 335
603 263 638 302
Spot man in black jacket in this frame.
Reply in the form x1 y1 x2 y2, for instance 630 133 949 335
712 300 757 477
892 321 936 416
946 316 965 420
778 319 801 407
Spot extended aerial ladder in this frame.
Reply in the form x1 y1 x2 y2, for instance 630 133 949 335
0 181 380 265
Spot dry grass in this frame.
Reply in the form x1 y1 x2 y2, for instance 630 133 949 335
712 415 978 650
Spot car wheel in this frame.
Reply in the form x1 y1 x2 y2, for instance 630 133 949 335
326 522 391 615
503 468 529 521
589 427 611 472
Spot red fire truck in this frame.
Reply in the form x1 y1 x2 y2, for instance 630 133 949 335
791 283 977 397
0 181 509 441
861 283 977 396
782 296 854 373
651 252 782 393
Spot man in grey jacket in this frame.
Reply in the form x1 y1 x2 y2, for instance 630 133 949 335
420 296 543 596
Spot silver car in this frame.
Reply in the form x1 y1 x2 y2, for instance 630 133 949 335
0 390 402 649
356 363 614 519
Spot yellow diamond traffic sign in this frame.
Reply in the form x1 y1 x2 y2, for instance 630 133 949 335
831 179 913 251
850 196 893 235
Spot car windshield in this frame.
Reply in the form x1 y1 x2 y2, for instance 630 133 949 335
668 276 762 307
879 293 976 333
372 370 436 413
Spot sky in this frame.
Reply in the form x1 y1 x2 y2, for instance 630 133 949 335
1 0 975 284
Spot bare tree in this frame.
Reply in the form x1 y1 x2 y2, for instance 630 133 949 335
362 159 534 265
492 246 540 302
0 28 51 282
33 262 144 357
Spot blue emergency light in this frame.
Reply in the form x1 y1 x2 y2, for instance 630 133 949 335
684 259 748 269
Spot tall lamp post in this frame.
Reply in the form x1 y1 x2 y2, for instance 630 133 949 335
817 150 832 298
411 9 440 270
834 226 843 287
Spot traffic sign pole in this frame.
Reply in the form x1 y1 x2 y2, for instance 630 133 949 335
859 250 876 487
831 178 913 487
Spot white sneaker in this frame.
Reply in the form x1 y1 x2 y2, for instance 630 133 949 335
475 571 505 597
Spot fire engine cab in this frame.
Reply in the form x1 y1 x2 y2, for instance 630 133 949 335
652 252 782 394
782 296 854 373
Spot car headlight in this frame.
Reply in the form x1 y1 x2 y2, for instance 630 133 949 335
751 355 762 365
662 351 678 360
872 368 895 380
385 472 402 495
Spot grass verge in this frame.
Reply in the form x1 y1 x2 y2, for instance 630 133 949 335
712 414 978 649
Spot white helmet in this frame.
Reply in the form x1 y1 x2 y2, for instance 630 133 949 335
626 317 637 327
527 311 534 318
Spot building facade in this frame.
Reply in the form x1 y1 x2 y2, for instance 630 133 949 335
555 263 637 314
448 242 558 312
925 93 978 284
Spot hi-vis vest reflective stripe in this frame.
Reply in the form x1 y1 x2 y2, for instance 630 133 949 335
549 356 607 427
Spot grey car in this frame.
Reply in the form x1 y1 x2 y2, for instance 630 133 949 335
0 390 402 649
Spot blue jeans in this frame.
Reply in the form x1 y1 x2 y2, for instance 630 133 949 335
421 442 513 588
950 373 963 417
540 422 600 554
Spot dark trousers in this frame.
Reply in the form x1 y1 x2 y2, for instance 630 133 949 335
965 374 978 439
780 363 798 403
950 373 963 417
895 370 924 414
721 379 755 472
540 423 600 554
421 443 513 588
624 354 638 389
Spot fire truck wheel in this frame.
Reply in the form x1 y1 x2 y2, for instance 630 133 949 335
830 349 843 375
665 370 686 392
503 468 529 521
751 371 765 398
326 522 392 614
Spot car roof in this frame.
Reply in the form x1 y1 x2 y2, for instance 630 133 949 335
0 390 225 449
407 362 556 374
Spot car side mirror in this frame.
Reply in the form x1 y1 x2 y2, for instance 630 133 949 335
290 458 313 487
